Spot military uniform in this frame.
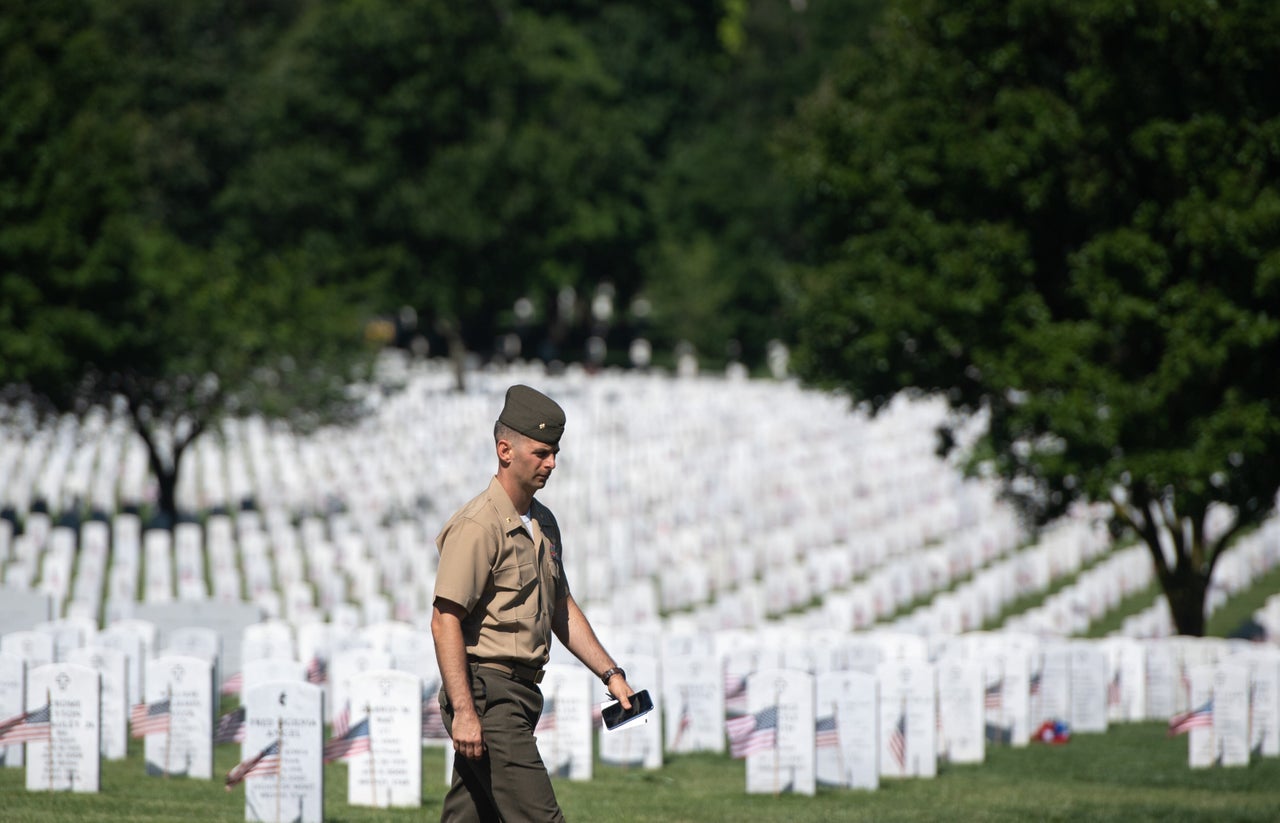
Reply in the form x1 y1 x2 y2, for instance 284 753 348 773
434 386 572 822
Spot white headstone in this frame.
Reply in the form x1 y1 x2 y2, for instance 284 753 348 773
840 637 885 674
662 652 725 754
242 658 306 695
143 655 213 778
242 621 297 663
935 656 985 764
876 659 937 779
978 640 1032 748
164 626 221 667
100 618 156 708
1243 649 1280 757
1144 639 1181 720
294 621 331 679
599 653 661 769
1214 663 1250 768
134 600 260 692
815 669 878 790
1035 643 1071 727
387 629 437 687
536 663 594 781
143 528 174 602
26 662 101 792
358 620 416 656
240 680 325 823
1100 636 1147 723
346 668 422 808
2 630 54 672
327 647 393 725
720 643 761 718
0 653 25 767
737 668 816 796
67 646 128 760
1068 643 1108 734
1185 664 1216 769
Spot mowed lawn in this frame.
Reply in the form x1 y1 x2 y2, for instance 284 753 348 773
1 721 1277 823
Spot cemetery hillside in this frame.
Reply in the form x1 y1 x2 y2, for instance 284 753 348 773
3 1 1280 821
1 362 1279 821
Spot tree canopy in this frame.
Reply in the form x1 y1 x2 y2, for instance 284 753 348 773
0 0 373 524
782 0 1280 635
1 0 880 523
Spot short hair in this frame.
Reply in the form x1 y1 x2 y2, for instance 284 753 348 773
495 420 522 444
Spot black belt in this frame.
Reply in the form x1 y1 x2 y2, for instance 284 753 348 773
471 659 545 685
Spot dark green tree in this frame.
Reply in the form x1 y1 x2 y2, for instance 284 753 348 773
220 0 660 381
782 0 1280 635
0 0 373 525
642 0 883 368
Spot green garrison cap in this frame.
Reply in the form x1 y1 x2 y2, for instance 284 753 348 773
498 384 565 444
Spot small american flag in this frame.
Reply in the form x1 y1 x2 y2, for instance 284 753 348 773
889 711 907 774
984 681 1003 711
422 688 448 741
130 698 171 738
0 704 52 744
536 698 557 734
306 656 327 685
1168 699 1214 737
672 700 693 750
1107 672 1122 707
332 701 350 739
225 739 281 788
214 706 247 744
726 705 777 759
815 714 839 749
723 670 748 714
323 717 370 762
219 672 243 696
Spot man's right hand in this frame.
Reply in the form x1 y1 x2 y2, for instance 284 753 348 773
451 707 486 759
432 598 489 759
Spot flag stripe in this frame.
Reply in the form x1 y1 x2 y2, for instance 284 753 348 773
0 705 51 744
226 739 282 787
323 717 371 762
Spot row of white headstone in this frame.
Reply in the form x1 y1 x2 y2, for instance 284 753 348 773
0 459 1129 655
4 617 1277 808
8 363 1277 696
3 360 1277 647
0 362 1043 631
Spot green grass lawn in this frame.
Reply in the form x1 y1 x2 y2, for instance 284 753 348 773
1 722 1278 823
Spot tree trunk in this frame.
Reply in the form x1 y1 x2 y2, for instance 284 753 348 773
133 418 192 530
1162 568 1208 636
1143 531 1209 636
154 464 179 529
447 327 468 393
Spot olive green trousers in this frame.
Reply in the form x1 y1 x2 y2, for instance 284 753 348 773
440 662 565 823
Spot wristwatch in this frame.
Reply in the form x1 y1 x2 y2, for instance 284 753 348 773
600 666 625 686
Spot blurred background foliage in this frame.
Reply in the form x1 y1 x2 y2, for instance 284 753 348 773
3 0 1279 634
0 0 881 380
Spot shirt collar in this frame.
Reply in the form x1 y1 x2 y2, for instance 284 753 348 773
486 475 528 536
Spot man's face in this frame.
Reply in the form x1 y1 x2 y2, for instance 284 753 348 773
508 434 558 491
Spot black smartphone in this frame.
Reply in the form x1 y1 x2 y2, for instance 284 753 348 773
601 689 654 730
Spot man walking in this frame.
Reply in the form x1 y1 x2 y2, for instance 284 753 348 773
432 384 636 821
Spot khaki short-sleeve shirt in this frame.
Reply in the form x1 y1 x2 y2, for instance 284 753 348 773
434 476 569 667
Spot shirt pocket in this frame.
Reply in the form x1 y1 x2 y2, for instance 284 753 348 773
492 560 538 621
